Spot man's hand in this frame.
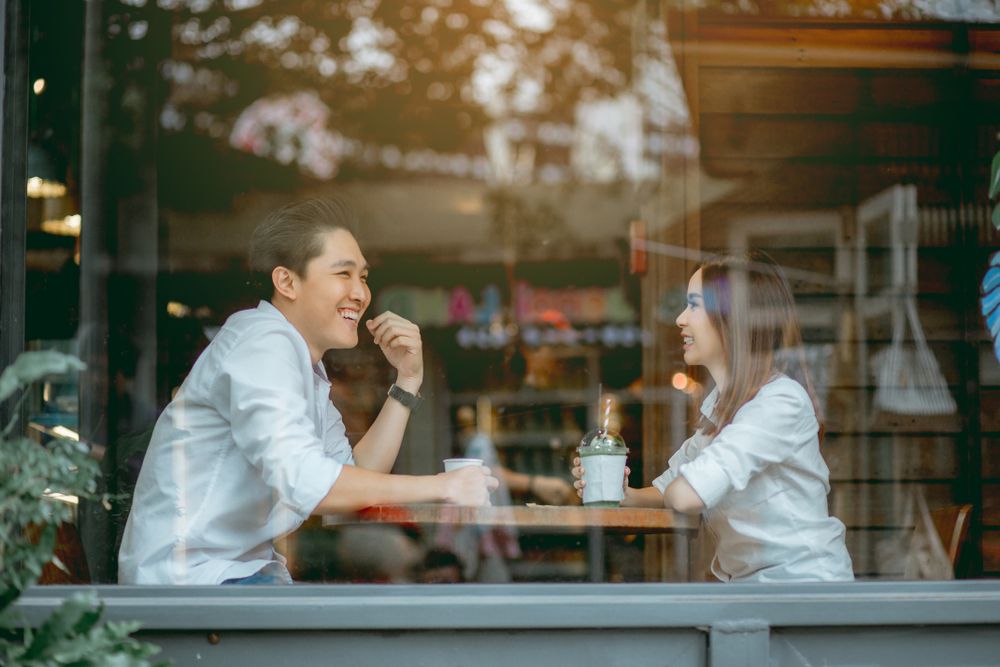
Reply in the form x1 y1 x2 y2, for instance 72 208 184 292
439 465 499 506
367 311 423 388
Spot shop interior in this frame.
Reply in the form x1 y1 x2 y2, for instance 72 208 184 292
18 0 1000 584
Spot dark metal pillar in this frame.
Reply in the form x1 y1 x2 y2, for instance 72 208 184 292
79 0 163 582
0 0 29 396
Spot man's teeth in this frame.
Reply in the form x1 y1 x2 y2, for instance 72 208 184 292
340 310 358 321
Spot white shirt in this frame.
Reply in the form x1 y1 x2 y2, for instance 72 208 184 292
118 301 353 585
652 375 854 583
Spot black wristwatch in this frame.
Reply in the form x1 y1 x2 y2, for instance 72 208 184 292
388 383 423 411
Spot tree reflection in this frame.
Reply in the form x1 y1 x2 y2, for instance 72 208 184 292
113 0 678 193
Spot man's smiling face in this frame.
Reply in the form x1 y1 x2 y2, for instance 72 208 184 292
290 228 371 360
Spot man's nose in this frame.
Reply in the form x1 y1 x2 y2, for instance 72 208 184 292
351 279 368 303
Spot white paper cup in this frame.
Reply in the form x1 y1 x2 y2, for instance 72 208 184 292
443 457 484 472
580 454 627 506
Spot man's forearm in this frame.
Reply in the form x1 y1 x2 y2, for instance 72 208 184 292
312 464 443 514
352 375 422 472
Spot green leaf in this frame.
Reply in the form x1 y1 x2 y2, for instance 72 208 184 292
992 150 1000 200
0 351 85 403
22 591 97 659
70 602 104 636
994 202 1000 230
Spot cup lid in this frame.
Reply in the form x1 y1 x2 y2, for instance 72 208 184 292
577 428 627 454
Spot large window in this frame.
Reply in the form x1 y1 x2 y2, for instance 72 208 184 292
14 0 1000 584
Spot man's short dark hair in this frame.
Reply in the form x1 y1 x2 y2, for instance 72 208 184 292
248 197 358 298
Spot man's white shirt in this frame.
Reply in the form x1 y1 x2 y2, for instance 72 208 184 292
119 301 353 584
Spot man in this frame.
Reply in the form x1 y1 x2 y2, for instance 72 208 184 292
119 198 497 585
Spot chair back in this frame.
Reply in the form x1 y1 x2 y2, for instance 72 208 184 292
930 504 973 570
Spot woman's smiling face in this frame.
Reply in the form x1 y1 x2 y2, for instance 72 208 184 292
675 268 725 374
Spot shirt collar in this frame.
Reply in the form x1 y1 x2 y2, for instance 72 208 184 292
698 373 787 422
257 299 281 317
700 386 719 420
256 300 330 383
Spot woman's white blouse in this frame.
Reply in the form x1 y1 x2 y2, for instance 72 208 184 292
652 375 854 582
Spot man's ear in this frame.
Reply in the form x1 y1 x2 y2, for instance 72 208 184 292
272 266 298 301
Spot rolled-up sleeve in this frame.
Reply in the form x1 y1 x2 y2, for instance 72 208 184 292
679 381 815 509
220 329 344 519
651 441 696 494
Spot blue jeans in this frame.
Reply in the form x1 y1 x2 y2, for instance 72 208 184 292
221 562 293 585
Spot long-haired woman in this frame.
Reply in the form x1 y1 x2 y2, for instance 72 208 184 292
573 250 853 582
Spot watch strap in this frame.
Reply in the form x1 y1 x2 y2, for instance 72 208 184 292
388 383 423 411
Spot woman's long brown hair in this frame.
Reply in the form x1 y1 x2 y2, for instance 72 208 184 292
698 250 823 438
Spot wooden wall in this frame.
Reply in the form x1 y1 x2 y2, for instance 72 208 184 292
645 10 1000 578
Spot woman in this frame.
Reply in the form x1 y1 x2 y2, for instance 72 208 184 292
574 251 853 582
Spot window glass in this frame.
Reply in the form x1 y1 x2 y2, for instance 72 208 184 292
19 0 1000 584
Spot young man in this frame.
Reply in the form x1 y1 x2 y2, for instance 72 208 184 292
118 198 497 585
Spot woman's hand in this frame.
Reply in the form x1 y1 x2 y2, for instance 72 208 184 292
571 457 630 501
367 311 423 388
571 457 585 499
439 465 499 506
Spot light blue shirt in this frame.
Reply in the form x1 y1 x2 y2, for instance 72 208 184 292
119 301 353 584
653 375 854 583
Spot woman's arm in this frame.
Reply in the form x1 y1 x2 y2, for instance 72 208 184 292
674 379 813 511
621 485 666 508
661 476 705 514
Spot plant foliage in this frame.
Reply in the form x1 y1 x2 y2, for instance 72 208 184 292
0 352 167 666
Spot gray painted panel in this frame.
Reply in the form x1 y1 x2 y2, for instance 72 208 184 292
15 584 1000 666
710 620 770 667
17 582 1000 630
771 627 1000 667
138 629 707 667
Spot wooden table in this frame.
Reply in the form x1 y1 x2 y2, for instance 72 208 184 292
323 505 698 581
326 504 696 533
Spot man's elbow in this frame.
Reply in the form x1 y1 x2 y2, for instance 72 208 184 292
311 466 369 515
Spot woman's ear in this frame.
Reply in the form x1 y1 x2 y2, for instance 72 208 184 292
272 266 298 301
